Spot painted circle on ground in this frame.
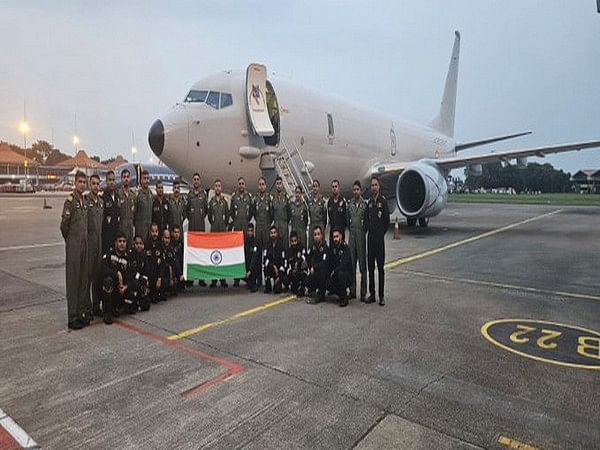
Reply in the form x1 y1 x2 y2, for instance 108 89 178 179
210 250 223 266
481 319 600 370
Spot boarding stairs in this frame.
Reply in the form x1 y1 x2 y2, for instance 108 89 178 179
273 139 314 197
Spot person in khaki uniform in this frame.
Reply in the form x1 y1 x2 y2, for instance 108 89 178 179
253 176 273 252
208 179 230 288
85 174 104 318
60 171 89 330
272 177 290 249
168 179 186 230
134 169 154 242
186 172 208 232
348 180 367 300
289 185 309 248
118 168 135 247
307 179 327 248
230 177 253 287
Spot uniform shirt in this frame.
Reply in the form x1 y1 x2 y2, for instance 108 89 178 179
272 191 290 225
366 194 391 238
208 195 229 232
244 235 261 273
168 195 186 230
163 242 182 279
327 195 348 231
253 192 273 226
289 200 309 231
85 193 104 240
331 241 353 275
145 237 166 280
134 187 154 228
60 192 88 241
230 190 253 230
101 190 120 246
117 186 135 231
348 197 367 233
286 244 307 275
308 241 331 272
186 189 208 231
307 195 327 227
101 247 128 282
263 239 287 272
128 248 148 281
152 195 170 232
171 238 184 275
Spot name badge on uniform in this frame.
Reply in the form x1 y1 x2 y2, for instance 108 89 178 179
107 216 112 224
378 211 382 218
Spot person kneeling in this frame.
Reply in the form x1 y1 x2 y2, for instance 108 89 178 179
145 223 166 303
286 231 308 296
100 233 129 324
263 226 286 294
328 228 353 307
305 226 331 304
162 229 183 298
127 235 151 312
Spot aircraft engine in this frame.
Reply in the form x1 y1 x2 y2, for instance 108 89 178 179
395 161 448 219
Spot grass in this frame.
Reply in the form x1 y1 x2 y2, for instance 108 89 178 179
448 193 600 206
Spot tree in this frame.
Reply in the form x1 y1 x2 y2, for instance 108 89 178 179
91 155 101 162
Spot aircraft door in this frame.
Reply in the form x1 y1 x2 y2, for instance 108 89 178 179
246 64 275 137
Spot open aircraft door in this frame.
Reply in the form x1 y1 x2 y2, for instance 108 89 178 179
246 64 275 137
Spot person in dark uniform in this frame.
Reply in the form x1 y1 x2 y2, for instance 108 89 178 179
145 223 166 303
272 177 290 249
134 169 154 242
168 179 186 231
162 229 182 297
327 179 348 243
365 176 390 306
348 180 367 301
230 177 253 287
118 168 135 247
305 225 331 304
60 171 89 330
307 179 327 248
170 225 185 292
289 186 309 248
186 172 208 286
263 225 286 294
101 170 120 254
152 181 170 234
208 178 230 288
243 223 261 293
328 228 353 307
285 230 308 296
127 235 151 312
85 174 104 319
99 232 129 324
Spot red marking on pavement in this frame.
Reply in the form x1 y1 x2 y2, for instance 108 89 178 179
0 426 21 450
114 320 245 399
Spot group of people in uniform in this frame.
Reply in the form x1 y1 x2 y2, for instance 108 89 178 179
60 168 390 330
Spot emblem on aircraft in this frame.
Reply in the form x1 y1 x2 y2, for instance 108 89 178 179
251 84 263 105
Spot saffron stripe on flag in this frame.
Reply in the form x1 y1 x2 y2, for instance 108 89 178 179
186 262 246 280
187 231 244 249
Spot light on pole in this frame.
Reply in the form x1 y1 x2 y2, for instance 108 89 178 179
131 146 137 162
73 135 80 151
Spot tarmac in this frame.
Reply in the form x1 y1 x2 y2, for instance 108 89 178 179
0 195 599 449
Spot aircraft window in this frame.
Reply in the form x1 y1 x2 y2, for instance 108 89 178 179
206 91 220 109
220 93 233 108
185 90 208 103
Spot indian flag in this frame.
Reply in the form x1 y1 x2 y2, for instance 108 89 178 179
184 231 246 280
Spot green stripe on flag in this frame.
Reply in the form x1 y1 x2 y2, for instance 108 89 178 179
186 262 246 280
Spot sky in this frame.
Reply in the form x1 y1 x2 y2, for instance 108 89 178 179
1 0 599 174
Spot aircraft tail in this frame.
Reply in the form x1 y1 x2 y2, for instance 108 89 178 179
429 31 461 138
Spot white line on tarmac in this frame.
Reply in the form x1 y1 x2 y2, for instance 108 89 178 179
0 242 62 252
0 407 39 449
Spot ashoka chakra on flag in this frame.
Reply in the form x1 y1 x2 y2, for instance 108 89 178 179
184 231 246 280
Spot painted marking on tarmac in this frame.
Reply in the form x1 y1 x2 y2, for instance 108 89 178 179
168 295 298 341
0 242 62 252
400 269 600 303
384 209 563 270
497 435 539 450
0 407 39 449
115 321 245 399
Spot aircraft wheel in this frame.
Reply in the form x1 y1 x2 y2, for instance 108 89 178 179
406 218 417 227
418 217 429 228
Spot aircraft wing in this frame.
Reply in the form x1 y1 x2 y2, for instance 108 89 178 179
370 139 600 175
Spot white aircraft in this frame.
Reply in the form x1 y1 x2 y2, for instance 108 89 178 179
148 31 600 227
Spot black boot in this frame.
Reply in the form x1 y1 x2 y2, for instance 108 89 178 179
264 279 272 294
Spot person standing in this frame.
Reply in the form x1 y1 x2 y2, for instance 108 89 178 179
348 180 367 301
152 181 170 234
207 179 229 288
146 223 166 303
169 179 186 230
230 177 253 287
118 168 135 247
365 176 390 306
253 176 273 253
134 169 154 242
289 186 309 248
60 171 89 330
101 170 120 254
327 179 348 243
272 176 290 249
307 179 327 248
243 223 261 293
85 174 104 319
186 172 208 286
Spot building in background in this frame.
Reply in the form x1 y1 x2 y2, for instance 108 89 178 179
571 170 600 194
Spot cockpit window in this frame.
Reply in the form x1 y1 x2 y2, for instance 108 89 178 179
220 93 233 109
206 91 220 109
185 90 208 103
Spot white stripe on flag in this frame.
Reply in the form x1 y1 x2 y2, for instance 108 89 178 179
186 246 244 266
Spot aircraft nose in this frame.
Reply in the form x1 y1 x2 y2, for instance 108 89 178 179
148 119 164 157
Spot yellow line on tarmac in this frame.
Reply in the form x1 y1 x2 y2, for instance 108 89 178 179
167 295 298 341
498 435 540 450
384 209 562 270
401 269 600 302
